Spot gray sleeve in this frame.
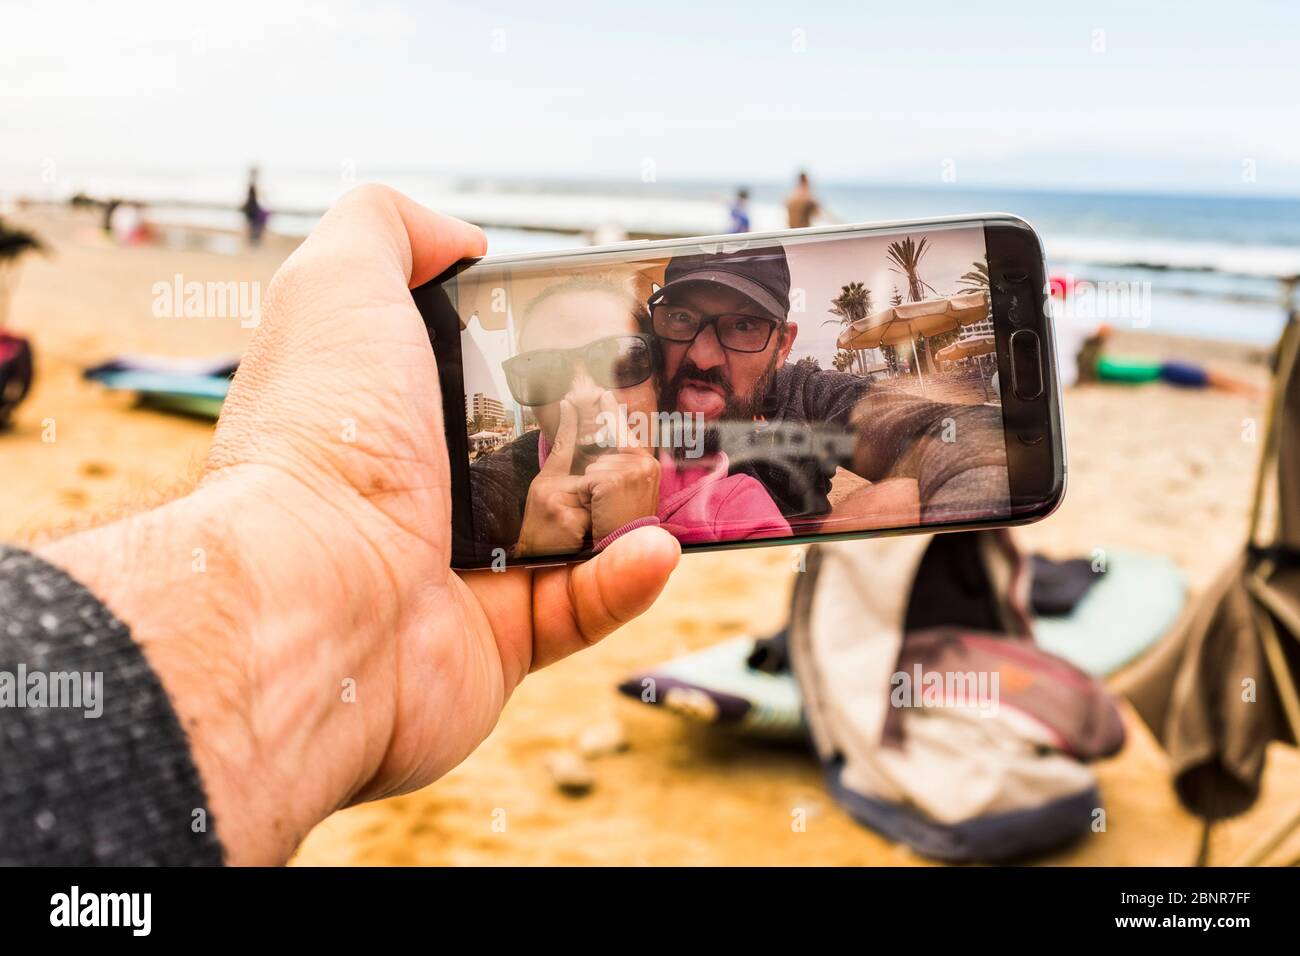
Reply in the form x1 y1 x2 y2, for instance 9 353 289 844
848 393 1012 522
0 545 225 865
801 368 872 429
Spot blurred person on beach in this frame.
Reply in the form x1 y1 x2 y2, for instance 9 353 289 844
0 218 40 427
727 188 751 234
108 201 151 246
784 170 820 229
474 278 790 557
242 166 268 246
1070 322 1261 397
0 217 39 426
0 186 681 865
100 197 120 236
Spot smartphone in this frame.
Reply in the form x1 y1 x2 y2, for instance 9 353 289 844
414 214 1065 570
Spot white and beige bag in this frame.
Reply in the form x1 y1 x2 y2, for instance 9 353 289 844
789 531 1123 862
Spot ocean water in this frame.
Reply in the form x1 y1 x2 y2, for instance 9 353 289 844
6 166 1297 344
815 184 1300 345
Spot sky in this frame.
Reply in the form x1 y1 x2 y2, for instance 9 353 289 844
783 225 986 362
2 0 1298 196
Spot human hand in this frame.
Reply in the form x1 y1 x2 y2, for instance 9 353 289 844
825 477 920 532
585 392 661 543
515 400 592 557
41 185 681 865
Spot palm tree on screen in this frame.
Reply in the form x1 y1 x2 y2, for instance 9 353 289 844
957 257 990 294
886 236 937 303
825 281 872 374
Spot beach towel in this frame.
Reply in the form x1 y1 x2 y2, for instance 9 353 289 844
1033 549 1187 677
136 391 226 419
616 634 805 738
83 369 232 400
83 356 235 421
613 541 1175 749
616 546 1175 753
1095 356 1212 389
1096 356 1161 383
84 354 240 379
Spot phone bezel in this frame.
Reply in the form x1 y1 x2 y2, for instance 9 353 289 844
415 213 1066 570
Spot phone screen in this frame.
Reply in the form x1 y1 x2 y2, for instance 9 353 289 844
434 222 1035 565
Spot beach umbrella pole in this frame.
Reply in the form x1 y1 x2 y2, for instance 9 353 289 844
909 330 926 394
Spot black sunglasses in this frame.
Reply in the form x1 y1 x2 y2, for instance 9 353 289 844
503 333 658 407
649 298 782 354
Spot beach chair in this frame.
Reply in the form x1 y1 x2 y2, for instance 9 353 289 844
1121 279 1300 865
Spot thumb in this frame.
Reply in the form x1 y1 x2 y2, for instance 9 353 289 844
284 183 487 294
528 525 681 670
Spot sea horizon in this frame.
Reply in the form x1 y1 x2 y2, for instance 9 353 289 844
5 165 1298 345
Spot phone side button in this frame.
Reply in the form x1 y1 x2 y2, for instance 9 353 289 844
1009 330 1044 401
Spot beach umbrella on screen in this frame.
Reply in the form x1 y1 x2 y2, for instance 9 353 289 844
836 292 989 394
937 333 997 401
935 333 996 364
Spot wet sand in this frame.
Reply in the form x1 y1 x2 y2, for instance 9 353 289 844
3 207 1298 866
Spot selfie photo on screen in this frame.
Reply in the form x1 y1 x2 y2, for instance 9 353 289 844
446 225 1011 560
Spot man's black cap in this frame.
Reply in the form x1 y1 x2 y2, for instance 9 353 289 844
653 245 791 322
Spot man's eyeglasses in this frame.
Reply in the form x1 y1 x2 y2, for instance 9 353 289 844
650 301 781 353
503 333 657 407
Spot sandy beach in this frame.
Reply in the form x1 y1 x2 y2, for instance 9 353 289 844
3 207 1298 866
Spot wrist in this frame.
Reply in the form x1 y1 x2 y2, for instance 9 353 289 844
38 465 397 864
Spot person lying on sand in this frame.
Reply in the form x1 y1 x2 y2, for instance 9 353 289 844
0 186 682 865
1076 324 1262 397
475 278 791 557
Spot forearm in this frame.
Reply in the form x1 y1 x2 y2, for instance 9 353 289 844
850 396 1010 518
35 467 388 865
0 542 224 864
907 404 1011 521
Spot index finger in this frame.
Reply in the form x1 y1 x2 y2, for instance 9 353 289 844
540 400 580 476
